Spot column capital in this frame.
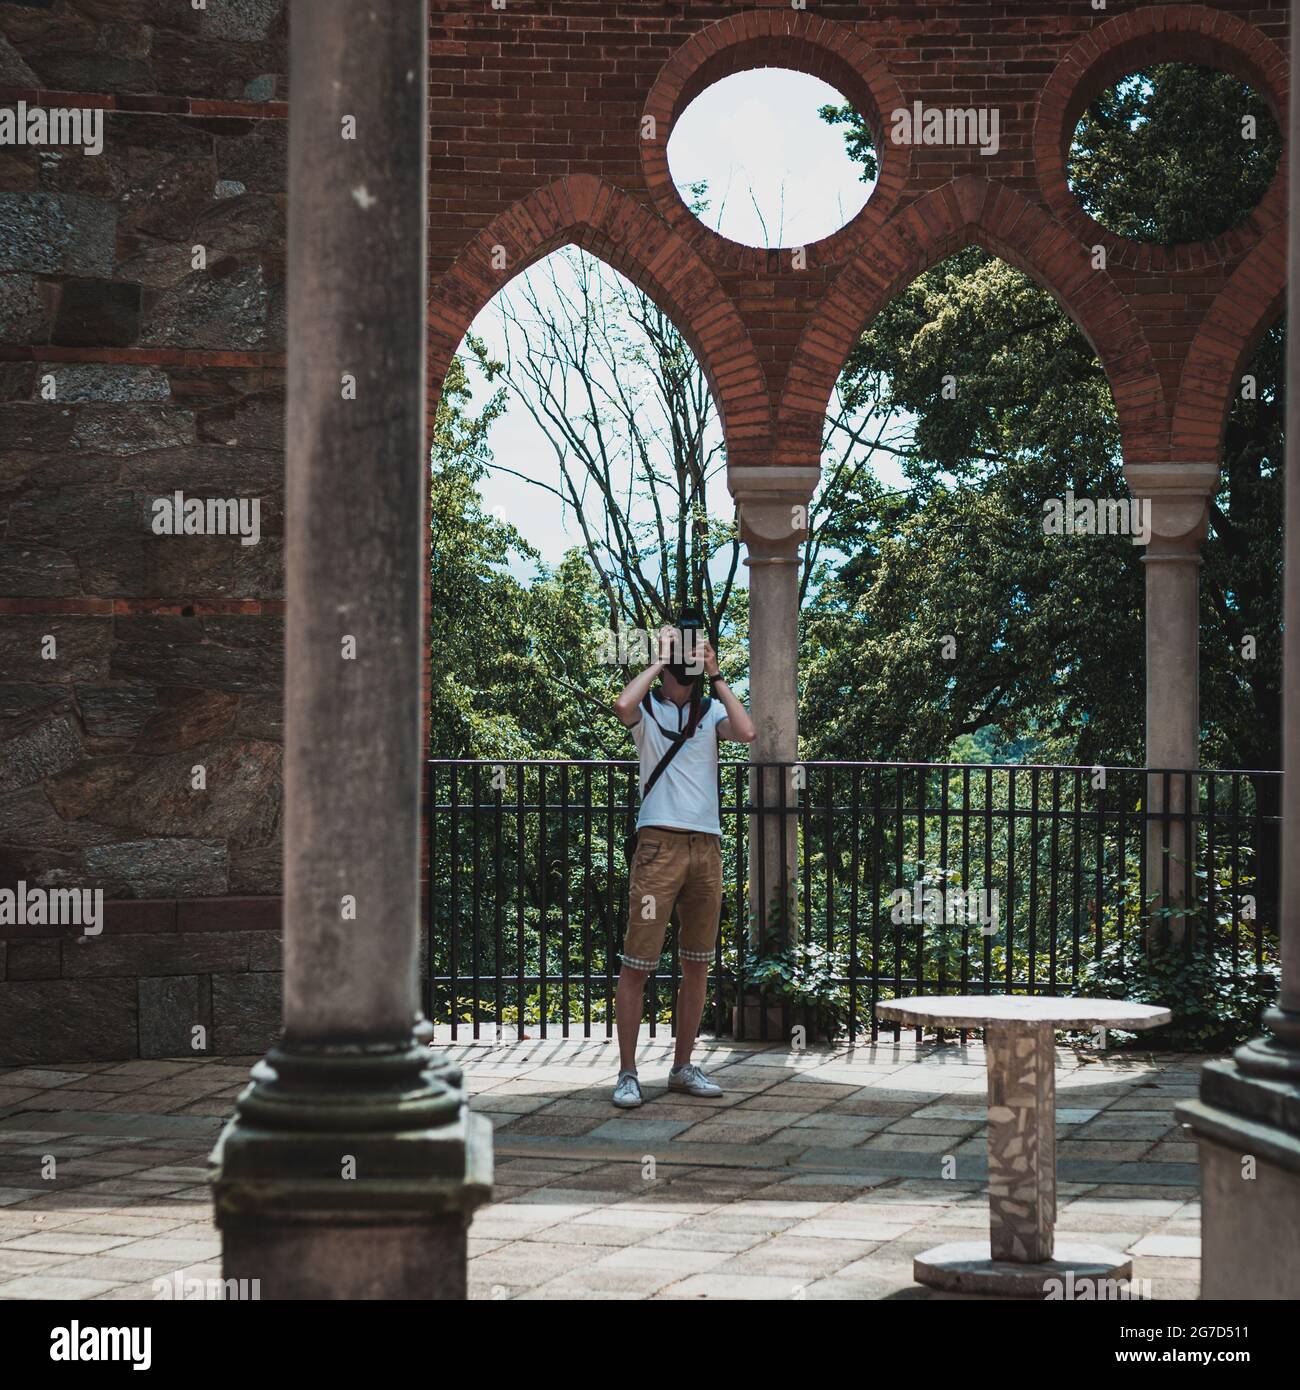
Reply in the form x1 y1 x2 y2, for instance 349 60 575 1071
729 464 819 561
1123 461 1220 495
1124 461 1219 553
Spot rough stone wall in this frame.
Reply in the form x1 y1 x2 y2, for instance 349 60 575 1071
0 897 282 1066
0 0 287 910
0 1 288 1059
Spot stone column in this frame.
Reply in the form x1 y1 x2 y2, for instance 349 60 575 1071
729 467 813 1036
208 0 491 1299
1177 0 1300 1297
1124 461 1217 944
986 1023 1055 1263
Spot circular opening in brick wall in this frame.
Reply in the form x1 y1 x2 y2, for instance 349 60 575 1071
1065 64 1281 245
666 70 876 250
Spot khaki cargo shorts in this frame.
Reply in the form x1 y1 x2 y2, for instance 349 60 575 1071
621 828 722 971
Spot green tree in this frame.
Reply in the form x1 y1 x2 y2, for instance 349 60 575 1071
1201 322 1284 772
812 65 1284 772
428 350 530 758
465 249 741 649
1067 66 1280 243
430 350 657 759
802 249 1137 765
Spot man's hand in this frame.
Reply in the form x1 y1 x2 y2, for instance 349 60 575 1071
615 628 671 727
697 639 721 679
705 640 756 742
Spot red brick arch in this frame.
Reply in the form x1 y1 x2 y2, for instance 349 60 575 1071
638 7 910 272
1033 4 1289 273
778 178 1168 465
1171 222 1288 460
427 174 773 463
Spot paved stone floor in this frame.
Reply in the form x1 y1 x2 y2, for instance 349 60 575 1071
0 1033 1206 1300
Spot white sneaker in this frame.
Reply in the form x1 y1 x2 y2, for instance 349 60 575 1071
668 1063 722 1098
612 1069 643 1108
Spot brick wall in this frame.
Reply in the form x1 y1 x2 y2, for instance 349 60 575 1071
426 0 1290 470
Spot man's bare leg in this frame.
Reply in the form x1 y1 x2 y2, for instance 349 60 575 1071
673 960 708 1068
616 964 649 1072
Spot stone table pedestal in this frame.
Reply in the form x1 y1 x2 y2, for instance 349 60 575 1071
875 996 1170 1298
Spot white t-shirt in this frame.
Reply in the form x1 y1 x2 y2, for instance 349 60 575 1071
631 693 727 835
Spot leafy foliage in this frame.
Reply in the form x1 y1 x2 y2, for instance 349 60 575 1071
1068 66 1280 243
1080 937 1279 1051
801 250 1138 765
812 65 1284 772
1202 322 1285 773
733 940 851 1043
429 350 628 758
817 102 879 183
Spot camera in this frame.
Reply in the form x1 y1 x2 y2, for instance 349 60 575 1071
665 605 706 685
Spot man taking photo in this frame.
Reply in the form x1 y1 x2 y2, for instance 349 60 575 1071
610 608 756 1108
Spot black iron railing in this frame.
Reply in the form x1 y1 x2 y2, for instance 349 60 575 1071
424 760 1281 1040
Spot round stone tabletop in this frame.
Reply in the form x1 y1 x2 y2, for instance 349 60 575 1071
874 995 1171 1031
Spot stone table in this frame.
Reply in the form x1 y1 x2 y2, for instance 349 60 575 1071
875 995 1171 1297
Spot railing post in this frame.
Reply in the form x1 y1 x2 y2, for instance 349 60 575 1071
1176 0 1300 1297
208 0 491 1298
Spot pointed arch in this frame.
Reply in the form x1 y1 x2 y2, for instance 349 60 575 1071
1172 224 1287 461
427 175 774 465
778 178 1168 464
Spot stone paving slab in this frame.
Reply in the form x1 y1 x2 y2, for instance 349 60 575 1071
0 1112 224 1139
491 1133 1201 1188
0 1035 1212 1300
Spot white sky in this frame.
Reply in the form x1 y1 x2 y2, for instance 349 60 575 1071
464 70 899 577
668 68 872 248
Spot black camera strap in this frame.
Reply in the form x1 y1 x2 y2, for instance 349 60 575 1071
641 693 706 795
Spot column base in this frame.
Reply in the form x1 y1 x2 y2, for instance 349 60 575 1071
1176 1009 1300 1300
219 1201 476 1300
913 1240 1135 1299
209 1026 493 1299
731 995 836 1043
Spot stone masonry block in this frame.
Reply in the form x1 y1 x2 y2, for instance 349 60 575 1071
139 973 213 1058
62 930 251 978
6 940 61 980
0 977 137 1066
212 969 281 1054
